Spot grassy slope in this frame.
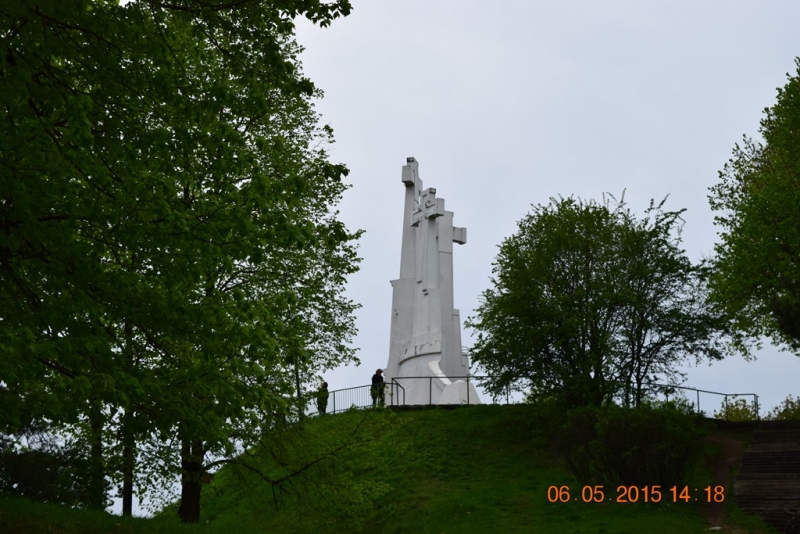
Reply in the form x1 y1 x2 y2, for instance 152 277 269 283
0 405 779 533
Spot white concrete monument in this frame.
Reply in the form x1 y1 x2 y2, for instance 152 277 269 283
384 157 480 405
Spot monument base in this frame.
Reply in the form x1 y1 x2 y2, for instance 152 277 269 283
439 380 481 405
389 358 481 406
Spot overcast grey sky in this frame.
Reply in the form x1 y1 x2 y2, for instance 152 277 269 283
291 1 800 415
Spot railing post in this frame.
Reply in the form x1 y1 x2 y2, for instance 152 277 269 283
467 375 470 405
697 390 700 415
430 377 432 406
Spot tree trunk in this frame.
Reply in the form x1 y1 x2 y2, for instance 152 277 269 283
635 378 643 407
122 321 135 516
87 401 106 510
179 439 204 523
121 410 134 516
295 354 304 421
591 356 606 406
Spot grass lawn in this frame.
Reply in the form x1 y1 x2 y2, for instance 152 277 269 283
0 404 779 533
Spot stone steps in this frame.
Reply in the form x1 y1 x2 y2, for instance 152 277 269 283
734 420 800 531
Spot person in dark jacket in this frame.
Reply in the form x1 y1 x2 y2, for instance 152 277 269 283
316 381 329 415
371 369 385 407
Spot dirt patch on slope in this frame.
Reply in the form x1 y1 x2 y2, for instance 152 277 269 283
701 430 745 528
699 420 773 534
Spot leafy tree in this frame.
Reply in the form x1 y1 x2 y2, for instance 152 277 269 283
614 204 725 406
467 196 724 408
709 58 800 354
0 0 357 521
712 398 759 421
766 394 800 420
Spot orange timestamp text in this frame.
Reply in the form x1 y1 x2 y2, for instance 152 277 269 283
546 485 725 504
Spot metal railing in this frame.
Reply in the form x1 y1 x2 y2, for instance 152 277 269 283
642 382 760 420
304 375 504 416
305 379 760 420
389 375 511 406
304 382 412 416
305 384 372 416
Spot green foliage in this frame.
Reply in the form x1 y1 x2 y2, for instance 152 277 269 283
468 195 725 408
709 57 800 354
0 437 97 508
766 394 800 420
555 403 710 488
712 398 759 421
0 0 359 519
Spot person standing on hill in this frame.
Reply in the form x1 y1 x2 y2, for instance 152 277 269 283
371 369 385 407
316 381 329 415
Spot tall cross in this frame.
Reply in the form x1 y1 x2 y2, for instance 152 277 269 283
411 188 445 227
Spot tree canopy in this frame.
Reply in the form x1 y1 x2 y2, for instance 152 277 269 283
1 0 358 521
467 196 725 408
709 58 800 355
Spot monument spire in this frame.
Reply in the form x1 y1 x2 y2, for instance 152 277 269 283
384 157 480 405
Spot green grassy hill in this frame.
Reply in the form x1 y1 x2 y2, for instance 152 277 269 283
0 405 779 533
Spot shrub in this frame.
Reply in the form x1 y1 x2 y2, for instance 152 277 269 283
0 443 96 508
712 398 759 421
767 394 800 420
555 402 708 488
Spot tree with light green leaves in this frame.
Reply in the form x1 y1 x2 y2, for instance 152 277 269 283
467 196 725 408
709 58 800 356
0 0 358 522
